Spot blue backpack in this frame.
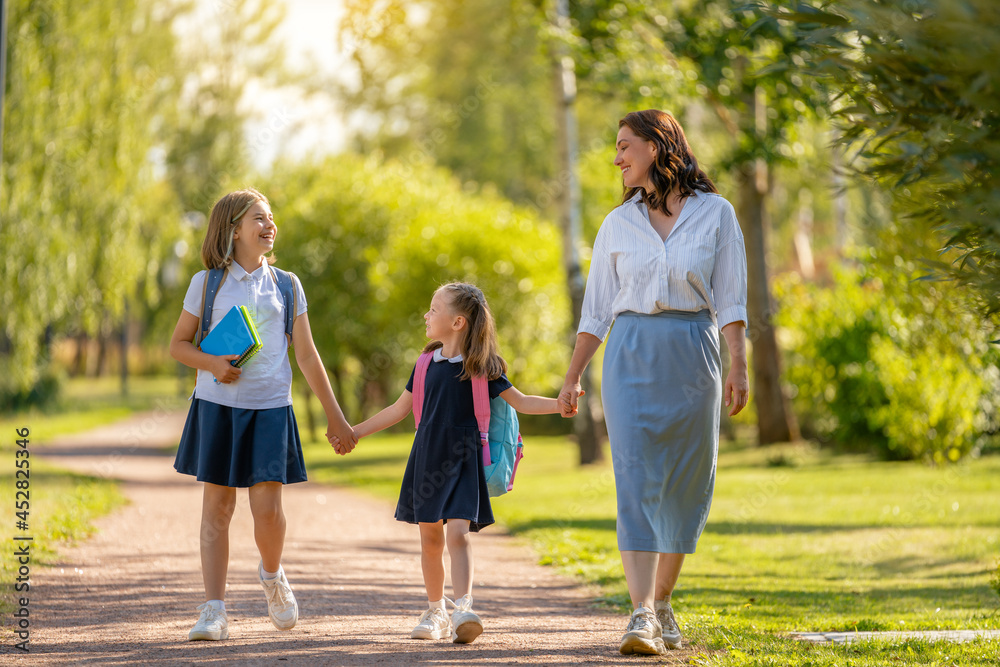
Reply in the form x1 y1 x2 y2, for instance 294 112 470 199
196 265 298 347
411 351 524 497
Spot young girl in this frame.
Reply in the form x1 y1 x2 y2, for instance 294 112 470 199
335 283 565 643
169 187 356 641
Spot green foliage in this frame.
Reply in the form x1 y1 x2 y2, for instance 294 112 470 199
774 263 1000 461
769 0 1000 316
262 153 569 420
1 0 183 397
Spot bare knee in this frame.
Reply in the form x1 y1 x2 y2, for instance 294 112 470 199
203 485 236 524
446 522 471 552
419 524 446 556
249 483 284 526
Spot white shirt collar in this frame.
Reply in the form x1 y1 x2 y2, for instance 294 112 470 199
227 259 268 282
432 349 464 363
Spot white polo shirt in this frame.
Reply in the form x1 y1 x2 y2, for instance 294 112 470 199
182 260 307 409
579 190 748 340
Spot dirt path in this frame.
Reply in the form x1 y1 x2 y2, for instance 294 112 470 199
3 409 695 664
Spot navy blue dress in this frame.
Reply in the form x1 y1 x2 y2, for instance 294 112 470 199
397 356 512 532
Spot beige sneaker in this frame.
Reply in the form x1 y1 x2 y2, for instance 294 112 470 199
655 600 682 649
188 602 228 641
258 562 298 630
447 595 484 644
619 606 666 655
410 606 451 640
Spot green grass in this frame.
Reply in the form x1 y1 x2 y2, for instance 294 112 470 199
0 461 127 616
0 375 189 447
303 434 1000 666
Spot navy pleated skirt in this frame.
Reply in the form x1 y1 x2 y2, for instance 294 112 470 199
603 310 721 554
174 398 307 488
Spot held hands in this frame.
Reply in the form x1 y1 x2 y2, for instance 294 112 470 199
210 355 242 384
558 381 585 418
725 362 750 417
326 423 358 456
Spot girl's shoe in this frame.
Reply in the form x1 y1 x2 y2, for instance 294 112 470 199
619 606 666 655
655 600 682 649
410 607 452 640
447 595 484 644
258 562 298 630
188 602 229 641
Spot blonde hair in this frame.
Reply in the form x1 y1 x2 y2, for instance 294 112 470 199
423 283 507 381
201 187 276 269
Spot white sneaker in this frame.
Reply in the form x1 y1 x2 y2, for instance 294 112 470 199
619 606 666 655
447 595 483 644
188 602 228 641
410 606 451 640
258 562 298 630
655 600 682 649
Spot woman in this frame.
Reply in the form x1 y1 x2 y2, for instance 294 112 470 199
559 109 749 656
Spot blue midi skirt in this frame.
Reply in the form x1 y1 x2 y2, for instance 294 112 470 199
174 398 307 488
603 310 721 554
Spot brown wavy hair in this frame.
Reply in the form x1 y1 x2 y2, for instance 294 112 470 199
423 283 507 381
201 187 276 269
619 110 717 216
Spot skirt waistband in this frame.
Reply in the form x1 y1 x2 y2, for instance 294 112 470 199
617 309 713 323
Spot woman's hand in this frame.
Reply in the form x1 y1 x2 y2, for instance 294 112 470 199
210 355 242 384
724 361 749 417
558 380 585 417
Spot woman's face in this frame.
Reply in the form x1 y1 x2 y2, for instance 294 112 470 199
614 124 656 190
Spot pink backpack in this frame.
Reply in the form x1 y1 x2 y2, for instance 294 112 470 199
411 351 524 496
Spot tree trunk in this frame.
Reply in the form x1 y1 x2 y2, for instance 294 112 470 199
120 298 129 398
736 160 799 444
553 0 602 464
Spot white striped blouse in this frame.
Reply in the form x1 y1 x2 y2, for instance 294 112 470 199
579 190 748 341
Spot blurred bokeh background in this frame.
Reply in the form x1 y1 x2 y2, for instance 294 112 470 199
3 0 999 466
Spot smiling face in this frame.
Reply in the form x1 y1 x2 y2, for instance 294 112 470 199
614 124 657 191
232 200 276 262
424 290 464 343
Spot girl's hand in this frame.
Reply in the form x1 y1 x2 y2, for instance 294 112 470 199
210 355 242 384
558 381 585 417
326 424 357 455
724 361 750 417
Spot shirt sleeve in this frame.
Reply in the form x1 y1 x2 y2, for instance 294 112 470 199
712 201 748 331
489 372 513 399
291 272 308 316
181 270 208 317
578 220 619 341
405 364 416 393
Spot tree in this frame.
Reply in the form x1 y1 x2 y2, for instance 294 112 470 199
263 153 570 426
1 0 183 400
618 0 837 443
768 0 1000 317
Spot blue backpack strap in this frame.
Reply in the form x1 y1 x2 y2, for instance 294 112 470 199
268 266 298 343
196 268 227 347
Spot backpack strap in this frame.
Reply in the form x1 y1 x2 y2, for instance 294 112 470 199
196 268 228 347
411 352 434 429
268 266 298 345
471 376 492 467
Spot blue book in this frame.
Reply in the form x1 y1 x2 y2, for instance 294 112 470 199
199 305 262 368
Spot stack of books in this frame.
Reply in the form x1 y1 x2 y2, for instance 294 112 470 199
199 305 263 368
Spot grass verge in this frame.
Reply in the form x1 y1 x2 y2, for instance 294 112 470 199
303 433 1000 666
0 462 127 618
0 375 189 447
